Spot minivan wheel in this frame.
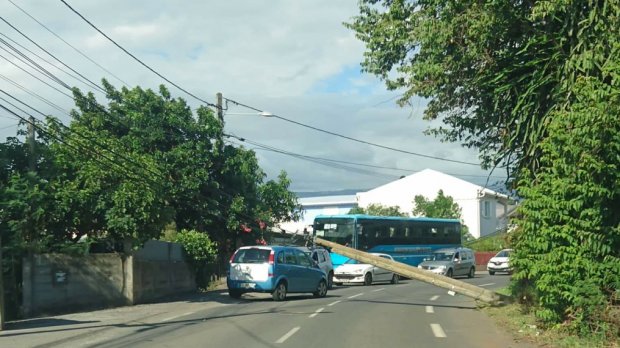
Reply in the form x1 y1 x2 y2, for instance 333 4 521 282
364 273 373 286
229 289 242 299
327 271 334 289
391 274 399 284
446 269 453 278
468 267 475 278
272 282 287 301
314 279 328 298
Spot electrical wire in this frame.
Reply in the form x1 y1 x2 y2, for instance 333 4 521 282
0 102 162 187
7 0 129 87
59 0 219 110
0 52 74 98
0 32 104 91
225 135 397 180
0 39 72 90
225 134 506 182
224 97 481 166
0 72 70 114
0 16 105 93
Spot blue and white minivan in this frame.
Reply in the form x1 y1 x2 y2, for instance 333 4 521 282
227 245 328 301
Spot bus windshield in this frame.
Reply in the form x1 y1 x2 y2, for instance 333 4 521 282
313 218 354 246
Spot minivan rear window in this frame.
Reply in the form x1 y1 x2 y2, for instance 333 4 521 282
233 248 271 263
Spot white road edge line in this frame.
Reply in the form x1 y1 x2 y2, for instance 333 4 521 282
309 308 324 318
425 306 434 314
479 283 495 287
276 327 301 344
371 288 385 292
430 323 447 338
348 293 364 299
430 295 440 301
327 300 341 306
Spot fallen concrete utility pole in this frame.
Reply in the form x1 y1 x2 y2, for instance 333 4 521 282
314 237 508 305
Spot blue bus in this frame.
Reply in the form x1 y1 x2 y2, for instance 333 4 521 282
313 214 462 267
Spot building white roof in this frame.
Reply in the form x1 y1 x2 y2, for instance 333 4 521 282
299 195 357 207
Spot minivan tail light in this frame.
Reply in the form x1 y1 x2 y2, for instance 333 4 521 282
268 250 275 265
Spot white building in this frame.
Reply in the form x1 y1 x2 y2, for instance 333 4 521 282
356 169 516 238
278 194 357 234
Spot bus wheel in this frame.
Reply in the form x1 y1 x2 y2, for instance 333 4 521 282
364 273 373 286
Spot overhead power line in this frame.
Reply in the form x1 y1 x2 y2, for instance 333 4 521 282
224 98 481 166
8 0 129 87
0 102 161 187
0 72 70 114
59 0 219 110
0 52 74 98
0 15 105 93
0 32 103 91
0 37 72 90
225 133 506 181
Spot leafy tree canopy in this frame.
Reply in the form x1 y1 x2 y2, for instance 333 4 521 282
412 190 461 219
346 0 619 180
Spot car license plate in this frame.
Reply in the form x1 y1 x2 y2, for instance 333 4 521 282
241 283 255 289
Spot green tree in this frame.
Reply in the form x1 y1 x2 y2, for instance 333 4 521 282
412 190 472 241
348 203 406 217
345 0 619 178
412 190 461 219
347 1 620 335
512 75 620 335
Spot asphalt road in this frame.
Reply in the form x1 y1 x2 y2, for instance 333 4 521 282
2 273 531 348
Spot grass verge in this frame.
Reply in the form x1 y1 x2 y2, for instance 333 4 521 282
484 290 619 348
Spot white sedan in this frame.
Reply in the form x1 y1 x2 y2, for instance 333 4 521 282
333 253 399 286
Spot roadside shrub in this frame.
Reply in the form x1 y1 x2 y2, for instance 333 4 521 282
174 229 218 288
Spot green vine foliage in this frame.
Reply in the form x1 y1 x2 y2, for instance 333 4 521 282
512 75 620 336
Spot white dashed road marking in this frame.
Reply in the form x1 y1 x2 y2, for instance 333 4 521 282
430 295 440 301
348 293 364 299
425 306 434 314
371 288 385 292
327 300 341 306
309 308 324 318
430 323 447 338
276 327 300 344
479 283 495 287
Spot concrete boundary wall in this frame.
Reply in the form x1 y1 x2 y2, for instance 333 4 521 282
22 241 196 318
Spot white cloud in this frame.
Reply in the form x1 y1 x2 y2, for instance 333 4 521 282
0 0 504 192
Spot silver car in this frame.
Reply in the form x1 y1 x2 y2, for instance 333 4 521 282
298 247 334 289
417 247 476 278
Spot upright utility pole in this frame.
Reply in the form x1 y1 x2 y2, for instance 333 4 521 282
28 116 36 172
216 92 224 126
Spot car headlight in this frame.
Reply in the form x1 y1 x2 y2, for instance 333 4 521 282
437 265 446 270
417 265 422 269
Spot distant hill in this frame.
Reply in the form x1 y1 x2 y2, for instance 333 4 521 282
294 189 366 198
